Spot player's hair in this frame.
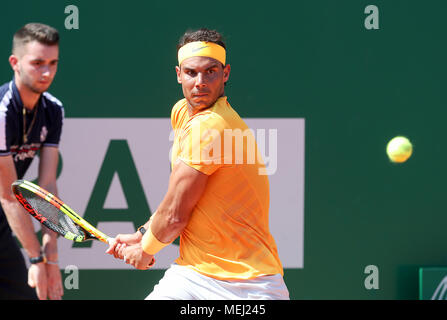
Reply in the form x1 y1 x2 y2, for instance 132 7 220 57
177 28 226 53
177 28 228 86
12 23 59 54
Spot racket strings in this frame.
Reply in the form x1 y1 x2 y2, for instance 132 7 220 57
20 188 85 238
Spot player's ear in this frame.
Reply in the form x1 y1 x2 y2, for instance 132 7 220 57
175 66 182 84
9 55 19 73
223 64 230 83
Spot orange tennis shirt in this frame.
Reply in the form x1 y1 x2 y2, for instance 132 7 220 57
171 96 284 280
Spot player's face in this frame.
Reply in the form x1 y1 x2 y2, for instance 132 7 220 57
12 41 59 94
176 56 230 114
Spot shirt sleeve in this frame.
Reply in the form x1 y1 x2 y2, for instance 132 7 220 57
177 116 226 175
0 108 11 156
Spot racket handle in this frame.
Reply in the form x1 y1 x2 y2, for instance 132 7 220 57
106 237 116 245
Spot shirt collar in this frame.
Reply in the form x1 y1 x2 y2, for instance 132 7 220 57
10 77 43 113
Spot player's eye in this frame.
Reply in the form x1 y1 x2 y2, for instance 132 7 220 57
185 70 196 76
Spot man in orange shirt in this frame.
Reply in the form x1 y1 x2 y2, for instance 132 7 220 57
107 28 289 300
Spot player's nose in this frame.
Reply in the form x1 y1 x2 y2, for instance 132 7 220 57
195 72 207 88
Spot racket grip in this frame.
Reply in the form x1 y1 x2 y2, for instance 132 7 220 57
106 237 116 245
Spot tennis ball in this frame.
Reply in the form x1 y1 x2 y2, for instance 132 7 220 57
386 136 413 163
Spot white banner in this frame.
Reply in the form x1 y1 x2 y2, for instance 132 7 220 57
24 118 305 270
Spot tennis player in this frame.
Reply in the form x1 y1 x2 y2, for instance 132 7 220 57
0 23 64 300
107 28 289 300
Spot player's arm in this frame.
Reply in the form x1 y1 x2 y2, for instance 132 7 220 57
108 159 208 266
149 159 208 243
36 145 63 299
0 155 42 259
0 155 58 299
37 146 60 262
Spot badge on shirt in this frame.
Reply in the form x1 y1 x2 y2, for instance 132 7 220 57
40 126 48 142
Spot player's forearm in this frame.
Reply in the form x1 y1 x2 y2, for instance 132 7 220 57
149 206 188 243
38 179 57 197
38 178 59 261
0 198 42 258
149 184 193 243
42 226 58 261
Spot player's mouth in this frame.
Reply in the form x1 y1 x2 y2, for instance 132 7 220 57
37 79 50 86
192 92 209 97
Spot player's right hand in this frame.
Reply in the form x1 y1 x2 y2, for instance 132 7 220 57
106 232 142 259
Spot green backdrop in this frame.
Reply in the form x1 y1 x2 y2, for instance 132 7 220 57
1 0 446 300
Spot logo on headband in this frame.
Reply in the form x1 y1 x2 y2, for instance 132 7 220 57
192 46 210 53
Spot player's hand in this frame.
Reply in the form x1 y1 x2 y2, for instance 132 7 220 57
106 232 142 259
121 243 155 270
28 263 48 300
45 263 63 300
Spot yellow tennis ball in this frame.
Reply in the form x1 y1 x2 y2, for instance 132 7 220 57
386 136 413 163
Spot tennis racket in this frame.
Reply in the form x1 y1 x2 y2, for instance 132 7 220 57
11 179 114 244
